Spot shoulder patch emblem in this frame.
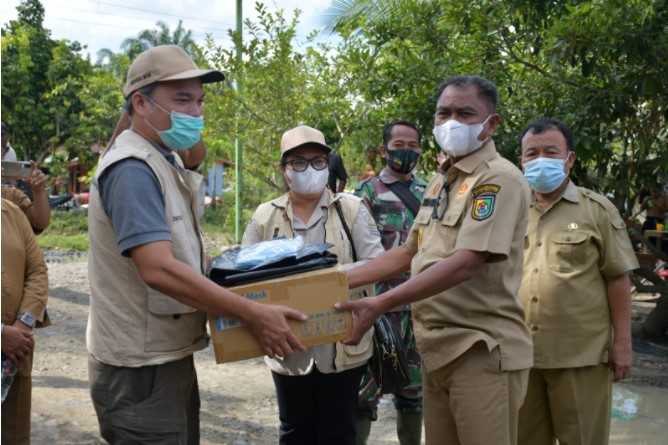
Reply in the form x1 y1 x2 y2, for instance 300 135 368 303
471 184 501 221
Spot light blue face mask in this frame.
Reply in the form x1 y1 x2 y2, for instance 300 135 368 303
145 98 203 150
523 156 568 193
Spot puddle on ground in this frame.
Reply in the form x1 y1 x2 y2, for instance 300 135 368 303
610 383 668 445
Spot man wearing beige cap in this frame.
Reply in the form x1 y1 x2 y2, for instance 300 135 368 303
87 45 307 444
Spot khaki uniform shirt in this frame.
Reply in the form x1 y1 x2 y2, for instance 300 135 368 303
2 186 35 228
406 142 533 373
520 181 639 368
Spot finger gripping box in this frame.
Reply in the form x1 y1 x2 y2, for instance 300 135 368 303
208 267 352 363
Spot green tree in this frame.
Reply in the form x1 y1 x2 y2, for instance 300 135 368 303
202 3 365 234
2 0 124 171
1 0 56 162
324 0 668 211
118 20 197 60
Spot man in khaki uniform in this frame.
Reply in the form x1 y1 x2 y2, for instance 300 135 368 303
338 75 533 445
517 119 638 445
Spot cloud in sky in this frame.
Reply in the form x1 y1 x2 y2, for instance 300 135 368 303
1 0 336 61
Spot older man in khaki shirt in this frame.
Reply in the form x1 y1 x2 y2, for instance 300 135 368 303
338 75 533 445
517 119 638 445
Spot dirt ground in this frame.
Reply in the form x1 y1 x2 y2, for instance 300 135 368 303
29 257 668 445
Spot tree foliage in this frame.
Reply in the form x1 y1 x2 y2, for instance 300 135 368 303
323 0 668 213
2 0 665 225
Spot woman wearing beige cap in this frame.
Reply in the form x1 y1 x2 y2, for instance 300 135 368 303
242 125 384 444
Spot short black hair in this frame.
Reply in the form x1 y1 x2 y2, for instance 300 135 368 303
382 121 421 147
435 75 498 114
125 83 159 117
520 118 574 153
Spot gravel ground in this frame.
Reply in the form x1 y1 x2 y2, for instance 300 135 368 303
29 256 668 444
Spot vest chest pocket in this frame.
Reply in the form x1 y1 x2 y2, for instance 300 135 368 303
548 231 588 273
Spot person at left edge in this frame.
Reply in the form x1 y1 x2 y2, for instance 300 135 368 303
1 198 50 445
86 45 307 444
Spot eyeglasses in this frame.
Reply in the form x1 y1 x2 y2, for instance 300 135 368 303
432 180 450 220
284 156 328 172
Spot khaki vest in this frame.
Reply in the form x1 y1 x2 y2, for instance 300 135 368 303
251 192 374 371
87 130 208 366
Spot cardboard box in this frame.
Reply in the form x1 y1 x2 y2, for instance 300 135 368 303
208 267 352 363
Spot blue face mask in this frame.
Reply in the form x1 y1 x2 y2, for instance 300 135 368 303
145 98 203 150
523 156 568 193
386 148 420 174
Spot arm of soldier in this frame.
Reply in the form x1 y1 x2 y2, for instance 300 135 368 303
606 272 633 382
25 162 50 232
130 241 307 358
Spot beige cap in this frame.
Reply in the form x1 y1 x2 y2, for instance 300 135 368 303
123 45 225 98
280 125 331 158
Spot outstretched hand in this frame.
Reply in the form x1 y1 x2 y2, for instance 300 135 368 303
246 304 307 359
335 297 382 345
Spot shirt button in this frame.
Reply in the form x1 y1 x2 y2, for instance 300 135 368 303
566 237 572 241
537 241 543 247
532 325 539 331
531 296 538 303
534 268 539 273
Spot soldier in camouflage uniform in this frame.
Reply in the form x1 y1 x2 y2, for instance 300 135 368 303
353 121 427 445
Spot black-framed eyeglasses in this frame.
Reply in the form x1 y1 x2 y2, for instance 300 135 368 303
284 156 328 172
432 180 449 220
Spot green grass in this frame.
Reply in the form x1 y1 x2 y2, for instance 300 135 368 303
38 210 89 251
38 208 236 256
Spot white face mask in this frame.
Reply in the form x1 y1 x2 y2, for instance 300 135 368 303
286 166 329 195
433 116 491 158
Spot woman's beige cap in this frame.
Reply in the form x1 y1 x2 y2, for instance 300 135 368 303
123 45 225 98
280 125 331 157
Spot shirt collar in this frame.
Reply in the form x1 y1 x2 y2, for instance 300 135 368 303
145 138 181 168
379 167 413 185
439 140 497 182
530 179 579 210
270 188 334 211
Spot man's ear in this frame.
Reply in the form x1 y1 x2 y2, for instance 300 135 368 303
131 92 149 117
486 113 501 136
378 144 389 160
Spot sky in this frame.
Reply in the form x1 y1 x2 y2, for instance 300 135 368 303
0 0 339 61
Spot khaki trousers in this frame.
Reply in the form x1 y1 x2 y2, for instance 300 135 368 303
1 374 32 445
88 354 200 445
423 342 529 445
518 365 612 445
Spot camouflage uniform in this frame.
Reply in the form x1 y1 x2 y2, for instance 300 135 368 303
354 168 427 421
